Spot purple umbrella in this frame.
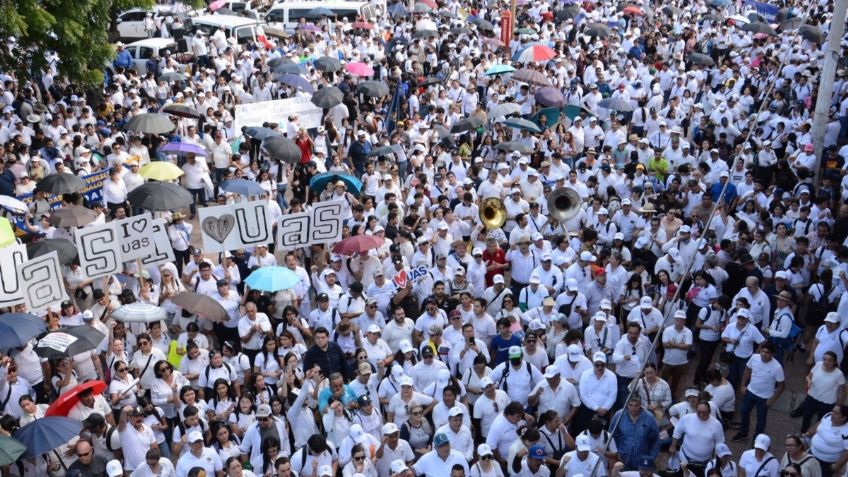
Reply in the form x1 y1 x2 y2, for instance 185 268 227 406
160 142 208 156
534 87 566 107
299 23 322 33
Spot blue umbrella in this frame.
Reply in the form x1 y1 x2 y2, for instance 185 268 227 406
14 416 82 458
273 74 315 94
160 142 208 156
309 172 363 194
308 6 335 17
485 64 515 76
0 313 46 349
220 179 267 196
503 117 543 133
245 266 301 292
388 3 409 16
244 127 277 140
530 107 562 130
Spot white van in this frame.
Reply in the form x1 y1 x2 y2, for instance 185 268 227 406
265 2 380 33
188 14 265 44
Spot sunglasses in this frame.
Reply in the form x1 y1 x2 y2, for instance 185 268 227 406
782 473 798 477
354 456 366 461
117 368 128 372
158 367 170 373
139 341 149 346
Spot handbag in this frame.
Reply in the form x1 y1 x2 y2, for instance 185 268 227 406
74 288 89 300
719 346 735 363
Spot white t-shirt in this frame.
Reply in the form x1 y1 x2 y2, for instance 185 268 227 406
672 413 725 462
739 450 779 477
811 413 848 462
808 362 846 405
560 451 607 477
662 326 693 366
119 423 157 471
745 355 785 399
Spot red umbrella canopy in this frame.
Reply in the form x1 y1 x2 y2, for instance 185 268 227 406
332 235 385 255
45 380 107 417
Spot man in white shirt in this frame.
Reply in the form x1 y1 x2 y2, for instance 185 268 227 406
528 367 581 426
670 400 725 475
489 346 543 406
559 435 607 477
237 303 273 364
175 430 223 477
118 405 158 472
575 352 617 434
486 400 527 466
412 432 469 477
732 343 785 441
661 310 693 399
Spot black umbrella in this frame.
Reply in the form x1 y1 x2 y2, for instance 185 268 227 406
268 57 295 68
418 75 446 87
35 326 106 360
314 56 343 72
450 117 484 134
495 141 535 154
368 145 396 157
798 25 825 43
357 81 390 98
311 86 344 109
779 16 804 30
263 135 303 164
412 2 431 13
124 113 176 135
162 104 201 119
702 13 724 22
584 23 613 38
46 205 98 227
740 21 777 36
36 173 86 195
598 97 634 112
274 73 315 94
413 29 438 38
450 27 471 35
747 12 768 23
469 17 495 30
127 181 193 211
437 10 458 19
273 63 302 75
244 127 278 140
687 52 716 66
556 6 581 22
159 72 186 82
27 239 78 264
661 6 680 16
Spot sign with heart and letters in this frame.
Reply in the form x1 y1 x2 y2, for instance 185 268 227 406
277 200 345 251
76 214 175 277
198 201 273 253
115 213 158 262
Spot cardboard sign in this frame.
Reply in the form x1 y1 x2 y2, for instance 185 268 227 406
198 201 274 253
141 219 176 267
277 200 345 251
38 332 80 352
0 243 27 307
76 222 122 279
391 265 429 288
114 213 157 262
233 97 323 133
18 251 68 312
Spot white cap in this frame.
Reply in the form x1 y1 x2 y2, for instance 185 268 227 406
575 434 592 451
825 312 840 324
390 460 409 474
566 278 579 291
188 431 204 443
754 434 771 451
319 465 335 477
367 324 382 333
592 352 607 363
716 443 732 457
613 232 624 240
472 248 483 256
349 424 367 443
679 225 691 233
594 311 608 322
493 274 505 284
737 308 752 320
668 248 681 260
621 198 632 205
684 388 700 398
399 340 415 354
640 296 653 308
580 251 595 262
720 170 730 178
529 274 541 284
448 406 465 417
478 443 494 457
598 207 609 215
567 344 583 361
399 375 414 387
105 459 124 477
600 299 612 310
774 270 788 280
480 376 494 387
544 367 560 379
383 422 399 434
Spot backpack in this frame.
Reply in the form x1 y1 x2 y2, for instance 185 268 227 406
104 425 119 452
497 361 533 393
204 362 232 384
177 418 207 440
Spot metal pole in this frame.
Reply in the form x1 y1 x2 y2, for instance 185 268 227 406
811 1 848 186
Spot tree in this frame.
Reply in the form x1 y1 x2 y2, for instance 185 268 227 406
0 0 154 86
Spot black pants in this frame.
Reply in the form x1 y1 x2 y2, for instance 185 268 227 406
818 458 835 477
174 248 190 277
572 404 603 436
510 281 527 302
694 339 720 385
801 395 834 433
243 348 260 367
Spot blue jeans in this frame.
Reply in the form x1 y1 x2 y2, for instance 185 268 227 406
277 184 289 210
188 187 206 216
739 391 769 436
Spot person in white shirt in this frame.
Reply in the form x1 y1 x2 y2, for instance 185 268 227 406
118 405 158 472
488 347 543 406
412 432 469 477
237 303 273 364
175 430 223 477
528 367 580 426
557 434 607 477
485 400 527 467
575 352 617 435
733 343 785 442
738 435 780 477
670 401 725 474
661 310 693 398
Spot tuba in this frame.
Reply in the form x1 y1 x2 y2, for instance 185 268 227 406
479 197 507 229
547 188 582 222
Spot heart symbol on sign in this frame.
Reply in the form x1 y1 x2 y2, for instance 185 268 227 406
201 214 236 244
131 218 147 234
392 269 408 289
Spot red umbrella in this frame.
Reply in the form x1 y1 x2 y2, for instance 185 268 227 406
45 380 107 417
346 62 374 77
417 0 437 8
482 37 505 47
515 44 557 63
352 21 374 30
332 235 385 255
623 5 644 16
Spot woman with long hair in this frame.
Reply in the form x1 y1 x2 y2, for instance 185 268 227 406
254 335 283 387
209 378 237 424
213 421 243 464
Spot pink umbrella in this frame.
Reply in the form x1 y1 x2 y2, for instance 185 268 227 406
514 44 557 63
209 0 226 11
417 0 438 7
352 21 375 30
346 62 374 77
332 235 385 255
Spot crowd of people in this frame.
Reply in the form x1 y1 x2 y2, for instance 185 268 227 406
2 0 848 476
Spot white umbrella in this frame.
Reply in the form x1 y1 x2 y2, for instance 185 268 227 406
490 103 521 120
0 195 28 215
728 14 751 24
415 19 437 31
110 302 168 324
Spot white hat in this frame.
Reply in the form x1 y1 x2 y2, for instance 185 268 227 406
600 299 612 310
478 443 494 457
668 248 681 260
367 324 382 333
188 431 204 443
613 232 624 241
640 296 653 308
684 388 700 398
825 312 840 324
575 435 592 452
529 274 541 284
598 207 609 215
448 406 465 417
580 251 595 262
106 460 124 477
472 248 483 256
390 460 409 474
736 308 751 319
399 375 414 387
592 352 607 363
493 274 505 284
720 170 730 178
567 344 583 361
480 376 494 387
566 278 579 291
754 434 771 451
399 340 415 354
679 225 692 233
621 198 632 206
383 422 399 434
544 367 560 379
674 310 686 320
774 271 788 280
319 465 335 477
716 443 732 457
349 424 367 443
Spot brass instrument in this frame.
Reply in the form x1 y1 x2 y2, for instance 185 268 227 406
547 188 582 222
479 197 507 229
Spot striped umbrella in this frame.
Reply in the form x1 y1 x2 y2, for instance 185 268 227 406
513 44 557 63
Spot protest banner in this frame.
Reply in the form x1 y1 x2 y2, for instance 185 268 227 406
18 251 68 312
277 200 345 251
233 97 323 133
198 201 274 253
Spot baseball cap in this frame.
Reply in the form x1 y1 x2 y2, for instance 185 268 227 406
754 434 771 450
566 278 579 292
434 433 450 447
544 367 560 379
716 443 732 457
567 344 583 361
580 251 595 262
256 404 272 418
825 312 840 324
106 460 124 477
478 443 494 457
358 361 373 375
592 352 607 363
349 424 367 443
383 423 399 435
593 311 608 322
399 376 414 387
319 465 334 477
528 444 547 460
674 310 686 320
508 346 522 359
188 431 204 443
390 460 409 474
82 413 106 428
575 434 592 452
684 388 700 398
640 296 653 308
600 299 612 310
357 395 372 408
638 458 655 471
493 274 505 284
448 406 465 417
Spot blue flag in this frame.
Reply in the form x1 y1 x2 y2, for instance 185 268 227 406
386 84 402 135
